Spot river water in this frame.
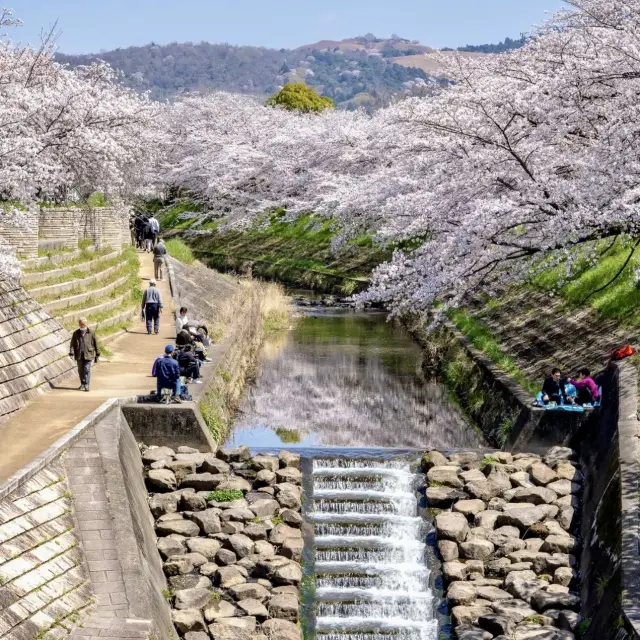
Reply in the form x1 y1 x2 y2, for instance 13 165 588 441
226 306 484 451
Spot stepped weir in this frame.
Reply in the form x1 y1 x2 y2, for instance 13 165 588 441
307 456 438 640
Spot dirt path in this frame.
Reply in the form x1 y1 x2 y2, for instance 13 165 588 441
0 251 175 483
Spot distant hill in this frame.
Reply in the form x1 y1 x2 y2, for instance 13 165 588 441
55 34 522 110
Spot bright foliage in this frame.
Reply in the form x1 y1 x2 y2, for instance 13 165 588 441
266 83 334 113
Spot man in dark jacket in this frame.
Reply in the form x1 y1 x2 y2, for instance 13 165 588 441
141 280 163 335
152 345 182 399
69 317 100 391
542 367 566 404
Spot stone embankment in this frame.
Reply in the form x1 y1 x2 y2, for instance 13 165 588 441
141 443 303 640
425 446 583 640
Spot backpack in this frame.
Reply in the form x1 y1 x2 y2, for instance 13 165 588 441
611 345 637 361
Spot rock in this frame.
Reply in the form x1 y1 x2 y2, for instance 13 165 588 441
237 598 268 619
172 609 207 634
261 619 301 640
216 549 237 566
157 518 201 538
546 480 580 496
547 584 569 594
258 557 303 585
242 524 268 541
558 508 576 532
217 566 247 589
558 610 580 631
444 561 468 581
182 473 228 491
541 535 578 554
512 487 558 505
170 575 211 590
268 593 299 621
276 467 302 485
461 469 488 484
510 472 535 489
222 521 245 535
204 599 237 622
436 512 469 542
447 582 478 606
465 559 485 576
177 446 200 454
220 508 256 522
503 564 534 576
270 523 303 546
234 468 258 483
216 478 252 493
185 633 209 640
254 469 277 488
279 451 301 470
485 558 511 576
426 486 467 507
184 552 208 567
428 466 463 489
422 450 449 470
530 464 558 486
532 553 574 575
147 469 177 492
158 537 185 560
454 499 487 517
168 459 198 478
466 482 504 502
254 540 276 557
149 492 182 517
175 452 206 466
506 579 544 604
554 495 579 509
230 582 271 602
281 537 304 561
249 499 279 518
438 540 460 561
497 507 547 530
142 446 175 463
476 586 513 602
460 539 495 560
468 528 492 541
531 590 580 612
281 509 303 527
201 456 231 475
491 599 538 623
217 446 251 463
554 567 578 587
475 511 502 530
478 615 515 637
450 452 479 466
158 512 185 522
227 533 255 558
545 447 577 465
236 556 257 573
174 588 213 610
451 605 493 626
199 563 219 577
186 538 221 560
554 462 583 482
250 455 280 472
525 539 545 553
190 509 223 535
208 617 257 640
504 570 537 587
490 524 521 539
181 493 207 511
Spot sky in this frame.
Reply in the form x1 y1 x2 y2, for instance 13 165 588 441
12 0 567 55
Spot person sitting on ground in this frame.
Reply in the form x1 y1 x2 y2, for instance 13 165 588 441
176 328 194 348
176 344 202 384
176 307 189 335
197 325 211 347
570 367 600 405
152 345 182 401
542 367 566 405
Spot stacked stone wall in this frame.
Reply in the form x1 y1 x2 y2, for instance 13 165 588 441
98 209 123 250
0 280 74 423
38 209 80 250
0 214 38 259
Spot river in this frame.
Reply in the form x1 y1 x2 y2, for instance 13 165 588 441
225 304 484 451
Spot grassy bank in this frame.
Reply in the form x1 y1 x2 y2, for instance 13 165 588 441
159 205 391 294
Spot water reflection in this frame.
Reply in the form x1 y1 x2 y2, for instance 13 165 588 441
227 309 485 450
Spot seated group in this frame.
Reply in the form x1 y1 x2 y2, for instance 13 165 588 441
537 366 601 410
152 307 211 401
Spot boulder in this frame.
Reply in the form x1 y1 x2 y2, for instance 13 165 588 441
478 615 515 637
497 507 547 530
447 582 477 606
158 537 185 560
428 466 463 488
249 499 279 518
222 521 245 535
529 464 558 487
436 512 469 543
525 539 545 553
465 560 485 579
183 552 208 568
142 446 175 464
426 486 468 507
237 598 268 619
185 633 209 640
156 518 200 538
454 499 487 517
181 493 207 511
255 557 303 585
220 508 256 522
531 590 580 612
270 523 303 545
460 539 495 560
444 561 468 581
230 582 271 602
491 599 537 623
149 492 182 517
510 472 535 489
208 617 256 640
466 482 504 502
182 473 226 491
422 450 449 470
506 579 544 604
281 537 304 561
190 509 223 535
485 558 511 576
254 469 277 488
201 456 231 475
504 570 537 587
279 451 301 470
475 586 513 602
558 508 576 532
172 609 206 634
541 535 578 554
475 511 502 530
546 480 581 496
250 455 280 472
242 524 269 541
217 446 251 463
227 533 255 558
217 478 252 493
217 566 247 589
461 469 488 484
554 567 578 588
281 509 303 527
186 538 221 560
438 540 460 561
254 540 276 557
268 593 299 621
261 619 301 640
275 467 302 485
216 549 237 566
147 469 177 492
512 487 558 505
554 462 583 482
451 605 493 626
204 599 237 622
558 610 580 632
170 575 211 590
164 556 194 576
450 451 479 466
175 452 206 466
174 588 213 610
545 447 577 465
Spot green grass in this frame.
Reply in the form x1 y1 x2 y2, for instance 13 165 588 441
449 309 539 395
24 246 112 274
276 427 301 444
206 490 244 502
165 238 195 265
532 236 640 324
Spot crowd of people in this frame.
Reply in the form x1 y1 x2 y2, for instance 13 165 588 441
129 213 161 252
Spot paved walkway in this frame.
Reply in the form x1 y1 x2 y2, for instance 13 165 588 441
0 251 175 483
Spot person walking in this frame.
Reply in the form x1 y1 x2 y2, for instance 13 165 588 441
152 345 182 400
153 239 167 280
149 215 160 248
68 317 100 391
141 280 163 335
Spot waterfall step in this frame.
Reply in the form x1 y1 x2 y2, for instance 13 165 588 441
309 513 422 524
315 561 429 575
316 588 433 602
316 618 439 633
314 535 426 550
313 489 415 501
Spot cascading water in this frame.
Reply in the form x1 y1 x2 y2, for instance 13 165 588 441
310 458 438 640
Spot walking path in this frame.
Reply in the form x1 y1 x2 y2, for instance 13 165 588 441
0 251 175 483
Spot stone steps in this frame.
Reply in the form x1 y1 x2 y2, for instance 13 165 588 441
43 275 129 314
56 292 130 326
21 246 96 271
21 250 120 286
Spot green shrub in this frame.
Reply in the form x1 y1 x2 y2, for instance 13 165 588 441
165 238 195 265
206 490 244 502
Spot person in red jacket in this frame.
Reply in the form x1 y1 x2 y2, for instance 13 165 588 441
570 367 600 405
